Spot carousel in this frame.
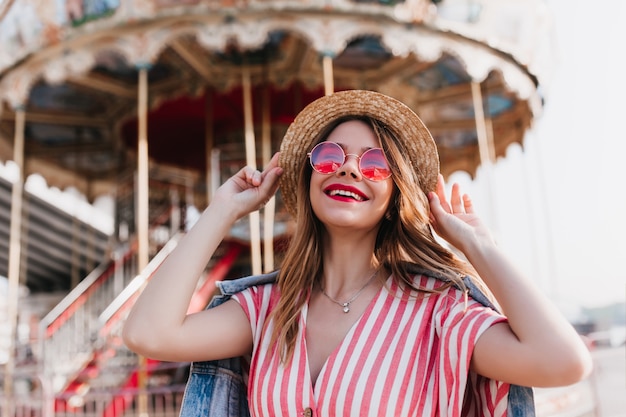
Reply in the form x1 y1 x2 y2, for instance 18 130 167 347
0 0 552 415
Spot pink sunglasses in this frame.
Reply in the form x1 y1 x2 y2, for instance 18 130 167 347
307 141 392 182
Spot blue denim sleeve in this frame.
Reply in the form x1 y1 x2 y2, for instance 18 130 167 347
507 384 537 417
178 272 278 417
179 359 250 417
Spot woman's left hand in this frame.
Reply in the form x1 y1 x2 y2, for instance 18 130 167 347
428 173 593 387
427 174 494 252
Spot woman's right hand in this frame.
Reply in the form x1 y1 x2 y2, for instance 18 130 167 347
213 152 283 221
123 152 283 362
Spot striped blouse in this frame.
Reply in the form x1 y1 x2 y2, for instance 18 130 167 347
232 274 509 417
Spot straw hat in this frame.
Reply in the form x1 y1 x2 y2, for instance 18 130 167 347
278 90 439 217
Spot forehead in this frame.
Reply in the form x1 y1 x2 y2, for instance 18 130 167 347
326 119 377 145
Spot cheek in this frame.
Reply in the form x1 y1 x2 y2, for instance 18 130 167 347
379 181 394 206
365 181 395 221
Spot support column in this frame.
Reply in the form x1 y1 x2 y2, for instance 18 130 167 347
3 105 26 417
204 90 215 204
170 185 181 235
471 81 499 235
261 85 275 272
323 53 335 96
137 65 150 271
242 66 262 275
71 216 80 288
210 149 221 201
136 64 150 417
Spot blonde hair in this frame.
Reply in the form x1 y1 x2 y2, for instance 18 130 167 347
270 116 482 362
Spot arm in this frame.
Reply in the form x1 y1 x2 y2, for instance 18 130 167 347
122 153 283 362
428 175 592 387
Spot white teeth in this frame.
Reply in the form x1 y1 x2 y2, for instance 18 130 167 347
328 189 364 201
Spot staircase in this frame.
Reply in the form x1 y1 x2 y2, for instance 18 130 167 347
0 174 250 417
6 232 245 417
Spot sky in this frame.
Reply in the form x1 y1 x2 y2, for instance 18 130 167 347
450 0 626 313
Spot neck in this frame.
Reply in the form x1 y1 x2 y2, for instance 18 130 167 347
319 269 379 313
319 227 381 293
320 258 380 298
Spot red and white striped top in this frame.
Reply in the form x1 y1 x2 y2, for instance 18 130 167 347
233 274 509 417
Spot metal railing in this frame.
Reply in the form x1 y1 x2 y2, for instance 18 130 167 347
1 169 248 416
40 235 183 392
37 245 138 395
99 237 182 341
37 189 180 396
20 234 242 417
4 362 187 417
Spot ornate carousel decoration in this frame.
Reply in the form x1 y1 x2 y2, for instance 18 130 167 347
0 0 553 414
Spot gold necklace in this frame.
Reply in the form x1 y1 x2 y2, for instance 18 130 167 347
320 270 378 313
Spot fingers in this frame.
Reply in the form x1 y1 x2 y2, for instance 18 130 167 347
433 174 472 215
436 174 451 213
261 152 281 179
450 183 463 214
243 166 263 186
243 153 283 187
427 191 445 222
462 193 474 214
250 154 284 200
259 153 283 192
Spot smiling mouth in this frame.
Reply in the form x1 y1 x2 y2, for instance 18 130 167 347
326 189 367 201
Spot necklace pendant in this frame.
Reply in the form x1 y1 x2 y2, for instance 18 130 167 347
342 303 350 313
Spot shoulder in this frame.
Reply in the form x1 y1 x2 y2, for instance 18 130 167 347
216 271 278 296
232 281 279 303
393 273 504 326
231 281 280 317
394 263 492 310
390 272 464 301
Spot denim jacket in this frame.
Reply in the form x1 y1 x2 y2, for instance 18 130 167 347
179 268 535 417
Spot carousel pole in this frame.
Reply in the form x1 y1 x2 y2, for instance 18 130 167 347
136 64 151 417
323 53 335 96
471 81 499 236
261 84 275 272
205 89 215 203
242 65 262 275
3 105 25 417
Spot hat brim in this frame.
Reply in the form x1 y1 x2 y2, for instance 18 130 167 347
278 90 439 218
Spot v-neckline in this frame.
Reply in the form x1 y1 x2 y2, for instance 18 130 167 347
301 275 389 392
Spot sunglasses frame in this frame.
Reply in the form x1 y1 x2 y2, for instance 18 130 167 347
307 141 392 182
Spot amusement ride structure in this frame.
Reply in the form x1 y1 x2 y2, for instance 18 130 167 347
0 0 552 415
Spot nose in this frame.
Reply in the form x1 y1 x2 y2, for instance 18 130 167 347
336 153 361 179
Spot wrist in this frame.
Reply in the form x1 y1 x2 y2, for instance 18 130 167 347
194 200 240 235
458 231 499 264
207 195 245 222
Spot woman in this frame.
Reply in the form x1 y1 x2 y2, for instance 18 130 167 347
123 90 592 416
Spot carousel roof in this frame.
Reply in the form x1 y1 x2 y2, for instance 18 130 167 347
0 0 552 203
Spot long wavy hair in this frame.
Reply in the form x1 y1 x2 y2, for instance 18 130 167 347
269 115 484 362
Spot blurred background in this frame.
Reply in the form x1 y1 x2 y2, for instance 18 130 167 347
0 0 624 416
453 0 626 316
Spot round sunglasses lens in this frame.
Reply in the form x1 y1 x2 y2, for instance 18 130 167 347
360 149 391 181
310 142 344 174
